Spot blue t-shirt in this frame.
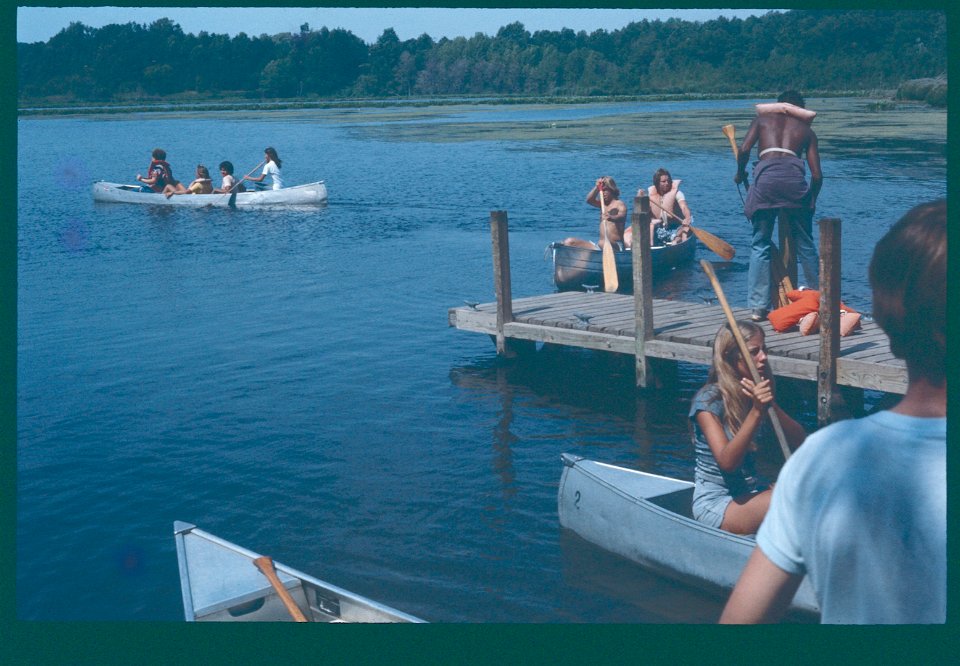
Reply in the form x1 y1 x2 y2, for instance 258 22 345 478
757 410 946 623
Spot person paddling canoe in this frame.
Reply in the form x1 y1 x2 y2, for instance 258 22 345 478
243 147 284 190
562 176 627 251
690 320 806 535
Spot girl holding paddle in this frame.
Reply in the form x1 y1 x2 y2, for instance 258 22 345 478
690 320 806 534
243 147 284 190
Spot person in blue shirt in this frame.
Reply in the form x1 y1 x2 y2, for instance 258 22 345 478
721 199 946 624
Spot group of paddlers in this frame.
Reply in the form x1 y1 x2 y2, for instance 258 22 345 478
135 147 284 198
561 168 694 253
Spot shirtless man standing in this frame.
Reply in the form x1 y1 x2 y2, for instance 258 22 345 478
736 91 822 321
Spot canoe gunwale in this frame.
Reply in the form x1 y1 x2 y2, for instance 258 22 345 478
548 234 697 293
92 180 328 206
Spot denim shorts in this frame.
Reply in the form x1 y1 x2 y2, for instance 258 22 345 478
692 480 733 529
693 477 767 529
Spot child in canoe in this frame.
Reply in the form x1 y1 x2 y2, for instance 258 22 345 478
689 320 806 534
164 165 214 198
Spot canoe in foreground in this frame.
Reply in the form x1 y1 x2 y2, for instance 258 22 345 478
557 454 820 616
548 234 696 293
92 180 328 206
173 521 425 622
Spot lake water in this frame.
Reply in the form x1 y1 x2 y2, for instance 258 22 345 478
16 98 946 621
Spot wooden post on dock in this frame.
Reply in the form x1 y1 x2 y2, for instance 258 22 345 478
632 194 654 388
817 217 842 425
490 210 515 356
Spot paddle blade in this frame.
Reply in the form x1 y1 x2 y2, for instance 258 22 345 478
721 124 739 159
690 226 735 261
599 188 618 292
602 242 618 292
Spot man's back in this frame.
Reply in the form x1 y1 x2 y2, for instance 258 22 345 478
754 114 815 157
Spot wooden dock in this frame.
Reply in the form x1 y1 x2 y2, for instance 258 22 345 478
448 290 905 394
448 200 906 425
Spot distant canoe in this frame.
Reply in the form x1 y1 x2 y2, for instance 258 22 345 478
92 180 328 207
557 454 820 616
548 235 696 293
173 521 425 622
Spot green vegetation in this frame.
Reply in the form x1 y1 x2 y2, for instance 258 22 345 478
18 10 946 109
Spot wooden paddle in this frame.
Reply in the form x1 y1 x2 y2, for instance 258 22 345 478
599 186 618 292
253 555 309 622
224 160 265 207
699 259 791 461
650 199 735 260
722 124 749 198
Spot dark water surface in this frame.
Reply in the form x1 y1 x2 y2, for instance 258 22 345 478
17 99 945 621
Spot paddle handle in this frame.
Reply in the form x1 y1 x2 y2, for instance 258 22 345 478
253 555 309 622
699 259 791 461
233 160 266 192
723 124 749 193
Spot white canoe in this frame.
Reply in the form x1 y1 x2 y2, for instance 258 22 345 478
173 521 425 622
557 454 820 616
92 180 328 207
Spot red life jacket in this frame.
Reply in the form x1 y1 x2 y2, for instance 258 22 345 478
147 159 173 191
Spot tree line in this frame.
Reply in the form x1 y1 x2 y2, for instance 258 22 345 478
18 10 946 104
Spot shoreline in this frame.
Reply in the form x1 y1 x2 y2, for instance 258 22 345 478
18 89 894 117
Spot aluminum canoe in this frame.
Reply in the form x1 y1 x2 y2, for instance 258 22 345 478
173 521 425 622
547 234 696 293
557 454 820 616
92 180 328 206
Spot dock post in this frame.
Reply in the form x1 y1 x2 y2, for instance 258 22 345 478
817 217 842 425
632 194 654 388
490 210 515 357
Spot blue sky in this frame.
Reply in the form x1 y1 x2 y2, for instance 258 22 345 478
17 7 776 45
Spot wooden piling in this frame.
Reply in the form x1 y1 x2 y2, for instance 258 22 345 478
817 217 842 425
632 194 654 388
490 211 514 356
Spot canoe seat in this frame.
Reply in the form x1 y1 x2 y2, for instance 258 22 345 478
647 487 694 519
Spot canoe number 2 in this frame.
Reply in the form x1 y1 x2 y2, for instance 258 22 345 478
574 490 581 509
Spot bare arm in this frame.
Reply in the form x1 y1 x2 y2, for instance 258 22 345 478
586 179 603 209
804 131 822 206
771 404 807 451
696 405 764 473
720 547 802 623
677 198 692 226
735 119 760 183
